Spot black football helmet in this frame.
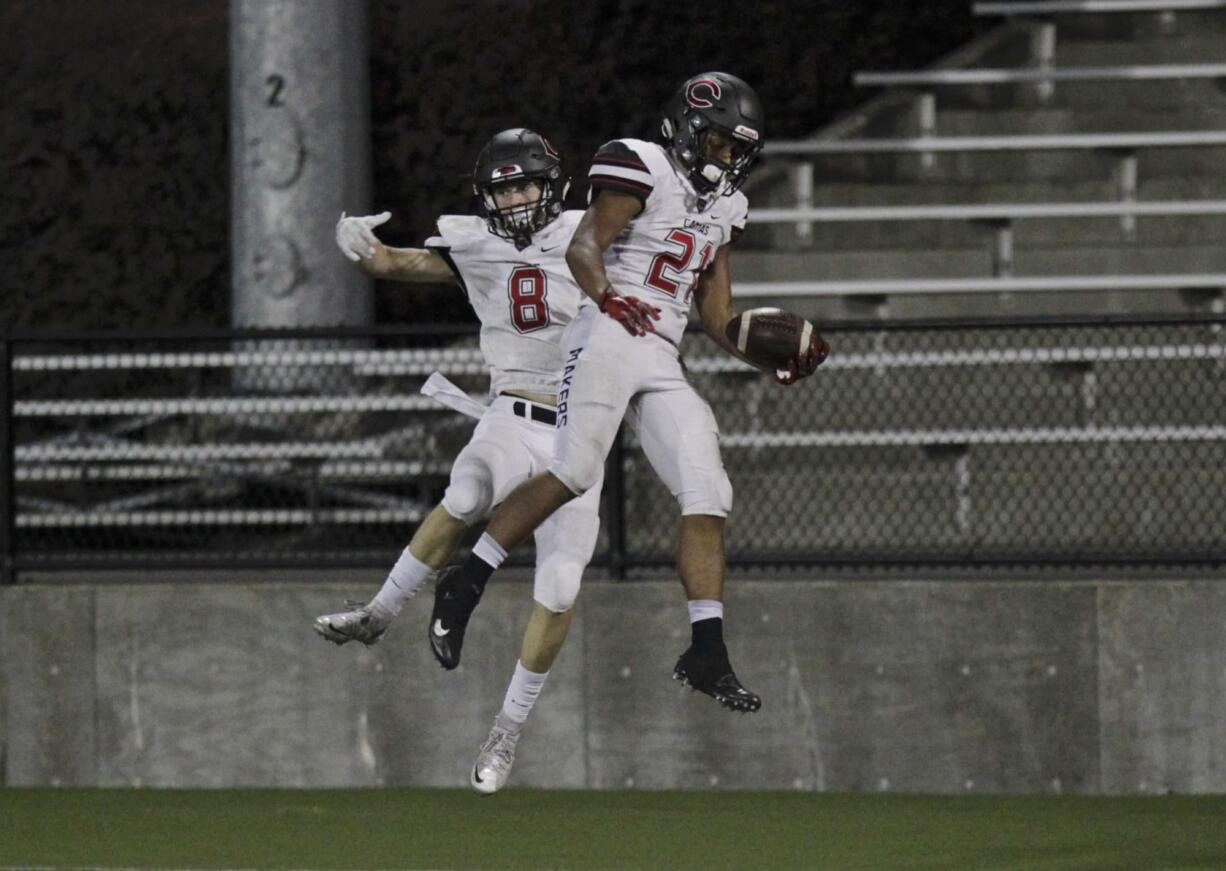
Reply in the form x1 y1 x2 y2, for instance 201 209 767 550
660 72 765 198
473 128 569 246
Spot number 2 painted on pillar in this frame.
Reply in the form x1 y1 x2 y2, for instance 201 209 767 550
508 266 549 333
265 74 286 107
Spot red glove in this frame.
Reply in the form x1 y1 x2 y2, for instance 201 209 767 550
598 286 661 337
776 335 830 386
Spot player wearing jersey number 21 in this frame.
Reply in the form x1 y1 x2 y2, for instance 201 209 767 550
429 72 830 714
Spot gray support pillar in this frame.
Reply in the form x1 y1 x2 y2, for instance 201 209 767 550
230 0 372 333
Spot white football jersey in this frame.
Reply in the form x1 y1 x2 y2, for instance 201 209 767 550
586 138 748 346
425 211 583 397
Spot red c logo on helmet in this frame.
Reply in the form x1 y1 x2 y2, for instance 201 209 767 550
685 78 722 109
541 137 559 160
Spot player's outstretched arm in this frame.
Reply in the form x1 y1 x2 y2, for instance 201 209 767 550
567 192 660 336
335 211 456 285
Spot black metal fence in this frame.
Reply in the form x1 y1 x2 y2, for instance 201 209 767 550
3 314 1225 582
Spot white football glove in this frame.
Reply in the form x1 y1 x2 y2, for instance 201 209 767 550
335 211 391 262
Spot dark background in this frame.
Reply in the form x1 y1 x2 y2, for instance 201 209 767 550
2 0 983 333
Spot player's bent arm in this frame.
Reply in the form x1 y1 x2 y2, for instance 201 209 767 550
367 245 458 285
568 190 661 336
693 246 761 369
566 190 642 303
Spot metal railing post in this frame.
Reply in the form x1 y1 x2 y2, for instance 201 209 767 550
1030 19 1057 104
790 162 814 245
917 91 937 171
992 220 1015 277
0 336 15 585
1114 149 1139 239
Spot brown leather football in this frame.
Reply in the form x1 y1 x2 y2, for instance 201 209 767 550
725 307 816 370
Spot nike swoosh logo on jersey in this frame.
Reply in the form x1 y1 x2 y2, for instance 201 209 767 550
539 244 560 252
432 619 451 637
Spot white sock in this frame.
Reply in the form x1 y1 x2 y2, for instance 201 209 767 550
472 532 508 570
499 660 549 726
371 546 435 616
687 599 724 623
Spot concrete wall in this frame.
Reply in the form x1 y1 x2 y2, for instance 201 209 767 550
2 577 1224 793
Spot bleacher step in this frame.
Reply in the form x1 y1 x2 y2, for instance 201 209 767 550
735 244 1226 282
756 215 1226 252
801 145 1226 184
935 107 1226 137
799 176 1226 206
934 78 1226 112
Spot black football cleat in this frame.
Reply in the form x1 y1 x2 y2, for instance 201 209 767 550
428 565 483 670
673 644 762 713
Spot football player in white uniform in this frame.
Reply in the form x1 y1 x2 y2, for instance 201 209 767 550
429 74 829 714
313 129 602 794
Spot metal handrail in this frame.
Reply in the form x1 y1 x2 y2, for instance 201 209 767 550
855 63 1226 86
750 199 1226 223
975 0 1226 15
733 274 1226 297
764 130 1226 155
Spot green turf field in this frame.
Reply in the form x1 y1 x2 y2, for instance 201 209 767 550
2 788 1225 871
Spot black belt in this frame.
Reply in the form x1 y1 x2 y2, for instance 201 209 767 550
511 400 557 426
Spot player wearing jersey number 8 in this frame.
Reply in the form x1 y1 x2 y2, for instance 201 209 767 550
316 128 600 794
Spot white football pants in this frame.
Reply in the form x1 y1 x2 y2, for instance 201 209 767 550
550 306 733 517
442 394 602 613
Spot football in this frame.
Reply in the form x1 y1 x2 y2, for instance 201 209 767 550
725 307 816 370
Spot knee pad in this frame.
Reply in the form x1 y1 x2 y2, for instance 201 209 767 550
679 468 733 517
441 462 494 525
533 558 583 613
533 494 599 613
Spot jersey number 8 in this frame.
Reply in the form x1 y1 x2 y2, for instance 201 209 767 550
508 266 550 333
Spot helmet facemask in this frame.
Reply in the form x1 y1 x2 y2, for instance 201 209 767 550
472 128 569 249
690 125 762 198
478 177 553 245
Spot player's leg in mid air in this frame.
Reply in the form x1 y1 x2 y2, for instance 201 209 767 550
430 309 634 664
632 383 761 713
471 485 600 794
315 410 526 646
427 467 576 667
312 503 467 645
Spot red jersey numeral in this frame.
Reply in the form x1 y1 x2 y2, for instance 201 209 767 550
644 229 697 297
508 266 549 333
685 241 716 302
